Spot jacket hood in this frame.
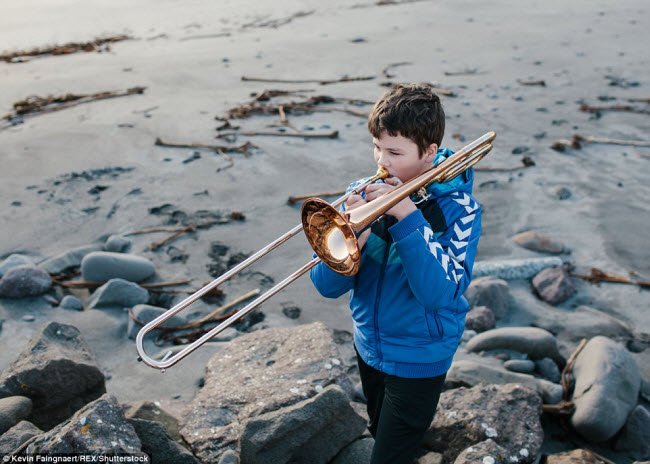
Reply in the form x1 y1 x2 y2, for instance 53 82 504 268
424 148 474 198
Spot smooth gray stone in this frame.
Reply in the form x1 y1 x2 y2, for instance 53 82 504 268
60 295 83 311
473 257 563 280
0 397 32 435
504 359 535 374
0 420 42 455
104 235 133 253
447 360 562 405
465 327 565 367
570 336 641 442
127 305 187 340
464 278 512 320
218 449 240 464
39 245 102 274
0 254 35 277
534 358 561 383
87 278 149 309
0 265 52 298
614 405 650 459
82 251 155 283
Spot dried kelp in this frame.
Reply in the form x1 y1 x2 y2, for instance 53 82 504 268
0 35 131 63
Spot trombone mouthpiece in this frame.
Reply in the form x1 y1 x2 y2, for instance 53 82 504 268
376 166 390 180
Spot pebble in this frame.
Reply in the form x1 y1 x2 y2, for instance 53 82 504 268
465 306 496 332
532 266 576 305
22 315 35 322
60 295 83 311
0 254 35 277
86 278 149 309
0 265 52 298
504 359 535 374
534 358 561 383
511 146 529 155
81 252 155 283
38 245 102 274
511 230 565 254
104 235 132 253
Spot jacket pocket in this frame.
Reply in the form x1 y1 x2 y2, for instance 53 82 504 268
425 311 444 339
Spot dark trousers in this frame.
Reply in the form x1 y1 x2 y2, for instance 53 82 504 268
356 348 446 464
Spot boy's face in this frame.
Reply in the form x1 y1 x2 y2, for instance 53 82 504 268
373 132 437 183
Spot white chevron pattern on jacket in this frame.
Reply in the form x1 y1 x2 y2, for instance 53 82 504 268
421 192 478 284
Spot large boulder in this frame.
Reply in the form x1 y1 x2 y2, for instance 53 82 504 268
180 322 354 463
0 265 51 298
22 394 143 456
423 383 543 464
81 251 155 283
331 437 374 464
0 421 42 455
86 278 149 309
465 327 565 367
464 277 512 319
570 336 641 441
39 245 102 274
532 266 576 305
129 418 199 463
0 322 106 430
239 385 366 464
447 360 563 405
0 397 32 435
124 400 185 446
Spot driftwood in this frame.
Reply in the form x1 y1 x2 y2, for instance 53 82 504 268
241 75 375 85
287 189 346 204
551 134 650 151
0 35 130 63
155 137 257 155
381 61 412 78
125 213 245 251
570 267 650 289
443 68 482 76
1 87 146 129
628 97 650 103
224 95 371 121
542 337 587 417
217 130 338 139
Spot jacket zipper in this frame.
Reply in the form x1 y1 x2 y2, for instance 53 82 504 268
373 241 391 368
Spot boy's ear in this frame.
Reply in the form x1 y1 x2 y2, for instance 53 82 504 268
424 143 438 163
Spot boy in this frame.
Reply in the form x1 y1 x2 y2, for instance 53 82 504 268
309 84 481 464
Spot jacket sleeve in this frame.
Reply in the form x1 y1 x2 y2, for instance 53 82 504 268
388 192 481 309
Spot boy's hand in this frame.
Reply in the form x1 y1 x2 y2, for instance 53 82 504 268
344 194 371 249
364 177 417 221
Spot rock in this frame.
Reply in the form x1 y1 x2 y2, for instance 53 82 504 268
464 278 512 319
86 278 149 309
0 265 52 298
24 394 143 456
0 420 42 455
39 245 102 274
532 305 632 343
465 306 496 332
453 439 509 464
0 397 32 435
104 235 132 253
614 405 650 459
282 305 301 319
0 254 34 277
551 186 572 200
124 400 185 446
81 251 155 283
512 231 565 254
0 322 106 430
504 360 535 374
473 257 563 280
60 295 83 311
532 266 576 305
331 437 374 464
543 449 609 463
129 418 199 463
534 358 561 383
218 449 240 464
570 336 641 441
127 304 187 339
465 327 565 367
239 385 366 464
447 360 563 405
417 452 443 464
180 322 354 463
423 383 543 464
511 146 529 155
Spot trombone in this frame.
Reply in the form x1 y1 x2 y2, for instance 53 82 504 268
136 131 496 370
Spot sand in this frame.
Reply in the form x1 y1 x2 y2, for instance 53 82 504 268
1 0 649 460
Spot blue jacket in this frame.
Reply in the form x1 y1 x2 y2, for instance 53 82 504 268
309 149 481 378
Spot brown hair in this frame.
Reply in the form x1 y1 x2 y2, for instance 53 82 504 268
367 83 445 157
